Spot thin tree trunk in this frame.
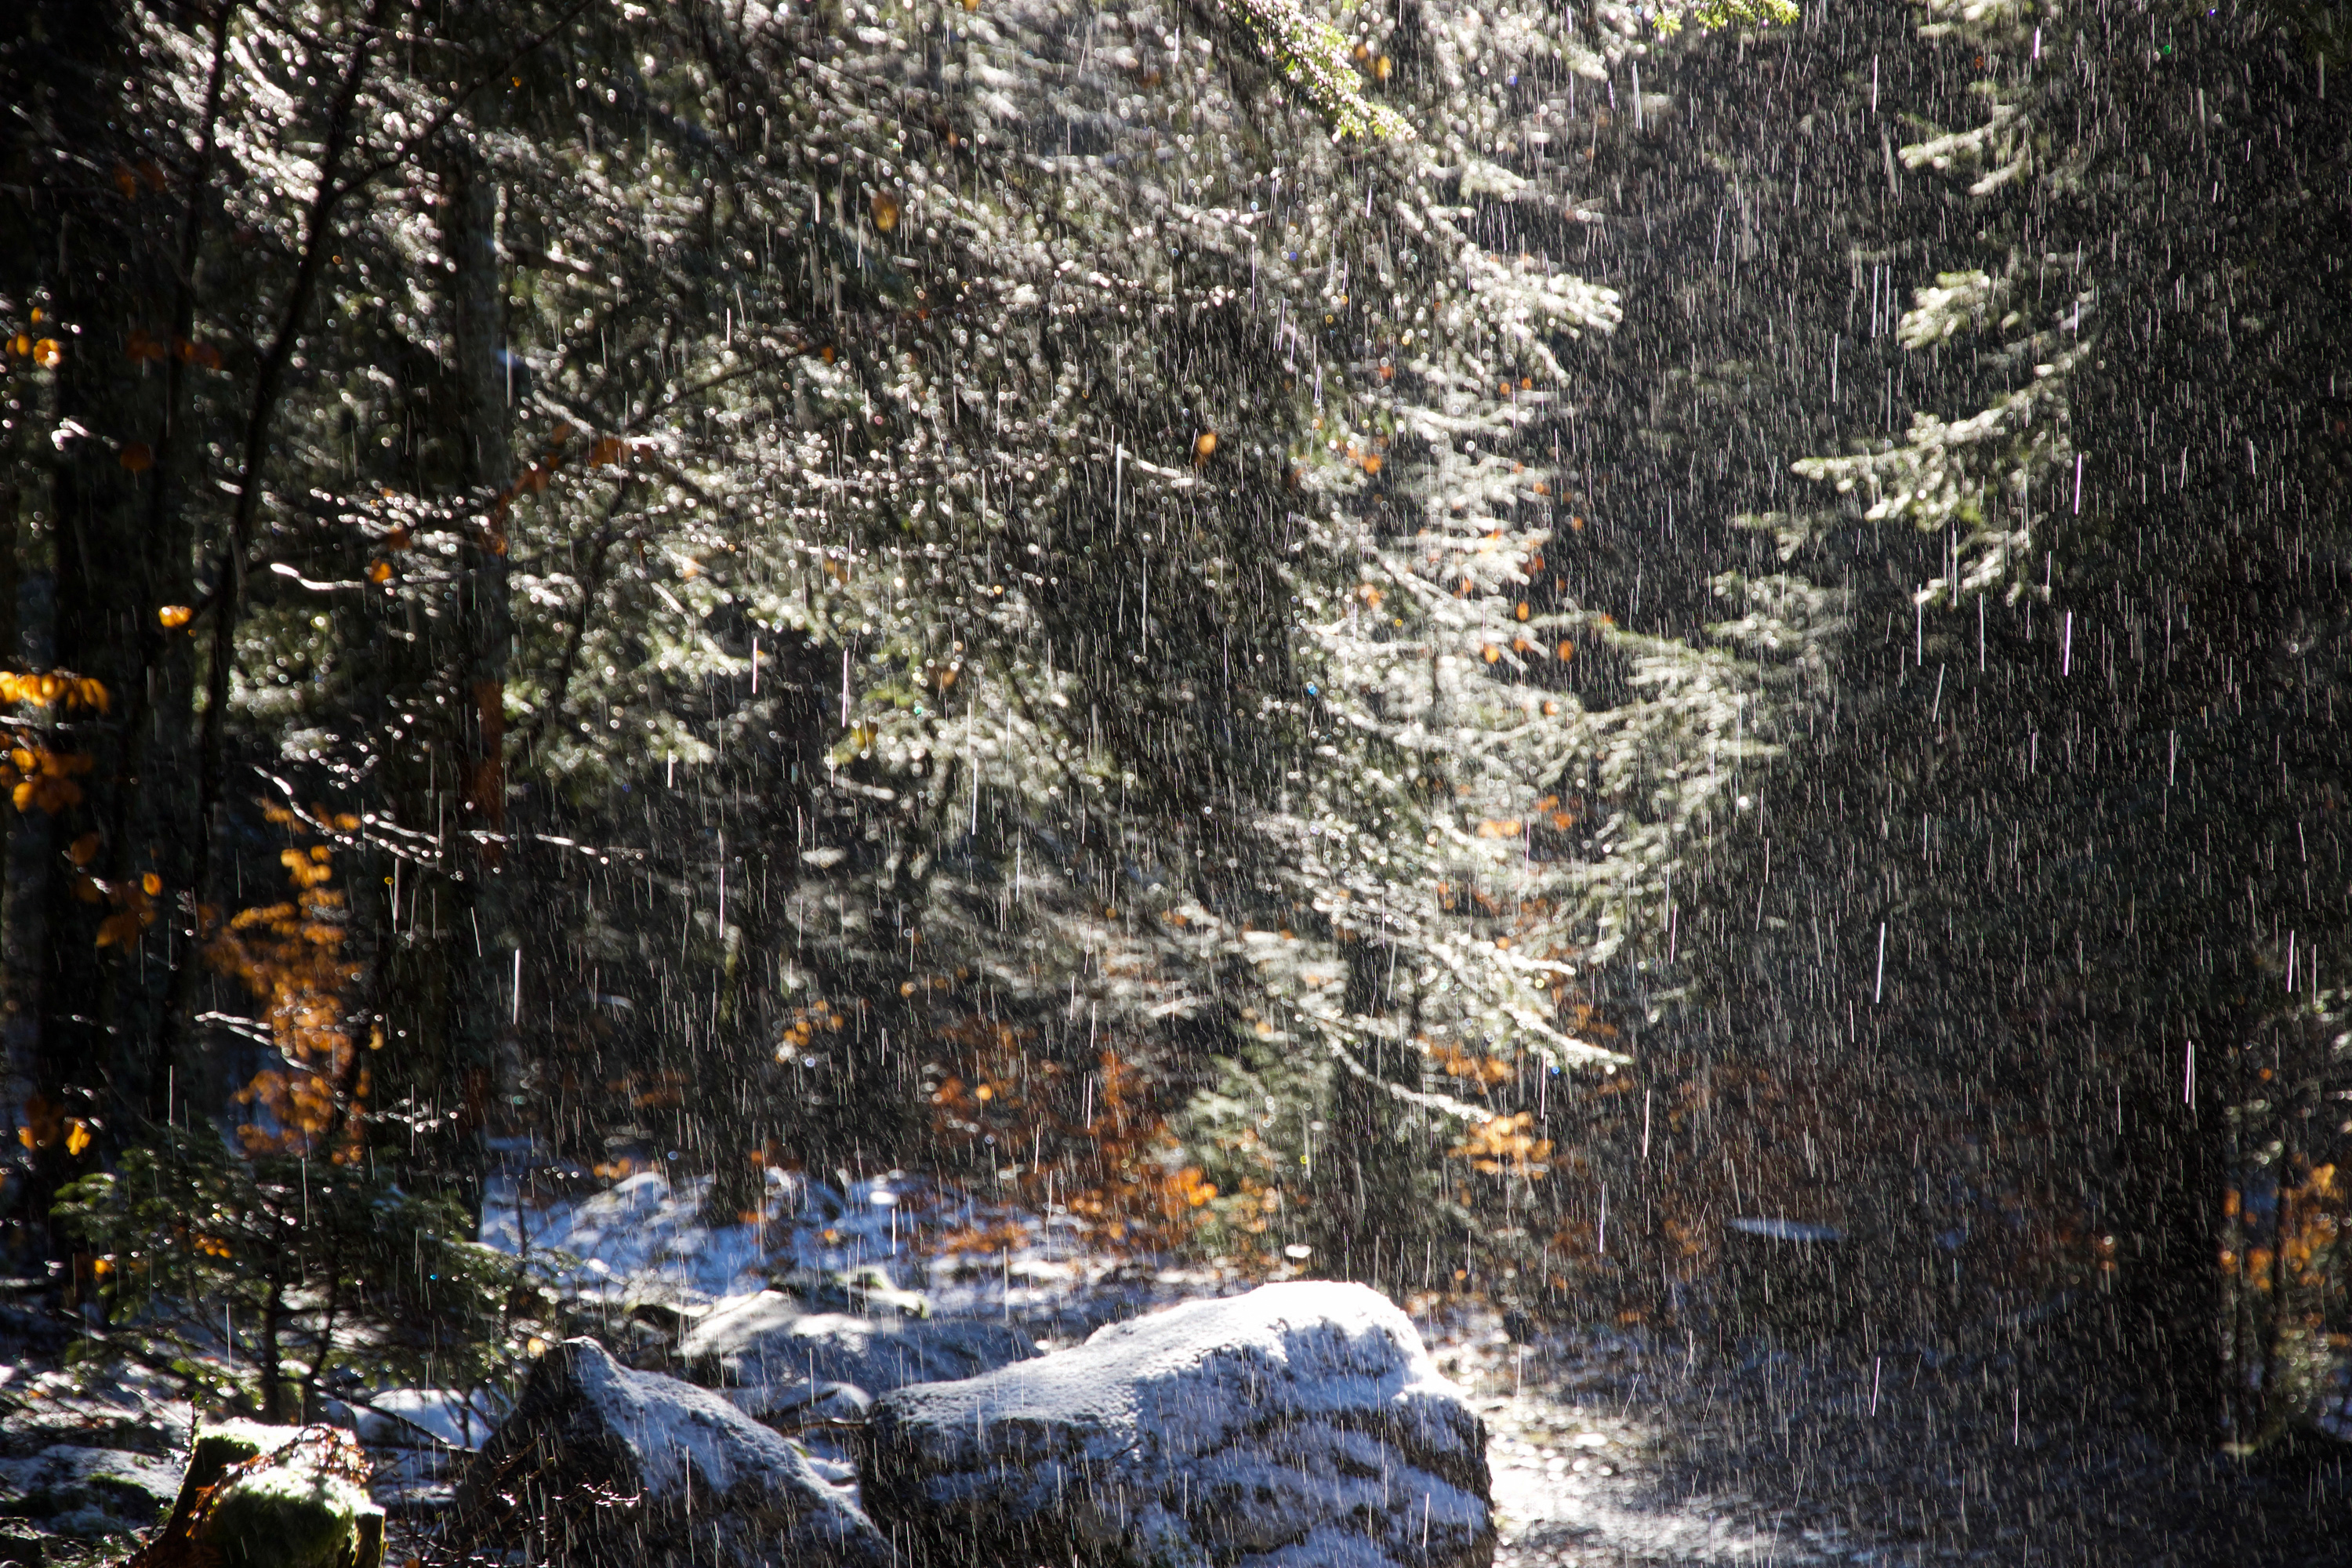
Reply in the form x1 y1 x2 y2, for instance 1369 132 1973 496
119 0 235 1123
302 1243 343 1423
438 128 516 1226
258 1272 286 1423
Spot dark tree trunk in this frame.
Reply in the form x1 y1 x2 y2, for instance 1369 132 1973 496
438 131 517 1225
0 0 176 1240
2055 20 2352 1442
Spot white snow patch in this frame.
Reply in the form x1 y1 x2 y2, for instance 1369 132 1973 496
897 1280 1468 1439
349 1388 509 1451
481 1168 971 1304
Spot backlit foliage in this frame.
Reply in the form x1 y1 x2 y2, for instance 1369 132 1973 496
9 0 1900 1330
205 807 367 1160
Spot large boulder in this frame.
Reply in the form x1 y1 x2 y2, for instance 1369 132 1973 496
682 1292 1040 1403
862 1281 1494 1568
455 1337 887 1568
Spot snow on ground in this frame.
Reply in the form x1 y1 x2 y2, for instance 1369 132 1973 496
478 1157 1237 1336
2 1152 2317 1566
473 1159 1824 1563
344 1388 509 1452
469 1161 2352 1566
479 1167 783 1302
0 1131 2332 1566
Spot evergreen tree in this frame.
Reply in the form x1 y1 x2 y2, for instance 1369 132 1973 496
1767 0 2352 1437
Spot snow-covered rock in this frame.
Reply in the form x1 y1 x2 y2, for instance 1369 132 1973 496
683 1291 1040 1399
456 1338 887 1568
861 1281 1494 1568
0 1445 181 1536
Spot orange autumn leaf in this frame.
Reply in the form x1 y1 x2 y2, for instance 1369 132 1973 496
31 339 62 368
119 442 153 473
158 604 194 629
2 743 95 813
871 191 901 231
96 911 144 949
367 561 394 583
66 833 100 868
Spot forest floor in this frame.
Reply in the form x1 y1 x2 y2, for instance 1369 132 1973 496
0 1162 2346 1566
1462 1312 2352 1566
